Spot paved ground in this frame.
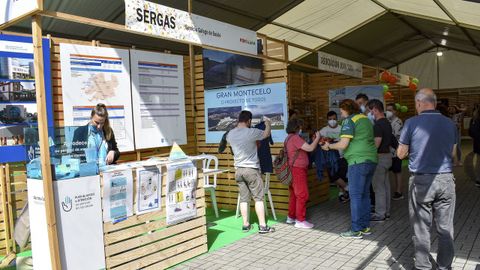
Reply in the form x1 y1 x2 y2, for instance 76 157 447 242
178 150 480 269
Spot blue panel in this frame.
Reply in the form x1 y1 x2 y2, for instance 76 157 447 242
0 34 54 163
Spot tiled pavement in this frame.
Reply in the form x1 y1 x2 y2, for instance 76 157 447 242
178 159 480 270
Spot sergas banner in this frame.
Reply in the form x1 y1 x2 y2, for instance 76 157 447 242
125 0 258 55
0 0 39 26
318 51 363 78
204 82 288 144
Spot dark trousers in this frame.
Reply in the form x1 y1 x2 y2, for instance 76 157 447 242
409 173 456 270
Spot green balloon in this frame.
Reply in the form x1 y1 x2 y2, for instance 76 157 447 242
382 84 389 92
400 106 408 113
395 103 401 110
412 78 419 84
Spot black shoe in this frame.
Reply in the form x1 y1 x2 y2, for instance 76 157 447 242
242 224 252 232
385 214 390 220
392 192 404 200
476 181 480 188
259 225 275 234
371 216 386 222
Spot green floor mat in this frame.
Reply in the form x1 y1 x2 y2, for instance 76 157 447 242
206 207 284 252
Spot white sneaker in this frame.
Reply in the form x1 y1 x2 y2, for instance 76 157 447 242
286 216 296 224
294 220 314 229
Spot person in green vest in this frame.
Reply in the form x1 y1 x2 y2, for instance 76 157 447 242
321 99 378 239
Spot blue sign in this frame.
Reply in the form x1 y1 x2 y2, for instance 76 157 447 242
204 82 287 143
0 34 54 163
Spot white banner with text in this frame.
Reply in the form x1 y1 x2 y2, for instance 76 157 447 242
318 51 363 78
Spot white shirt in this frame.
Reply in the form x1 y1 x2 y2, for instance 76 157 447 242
320 125 343 157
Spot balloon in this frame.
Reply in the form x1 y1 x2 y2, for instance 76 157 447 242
388 75 397 84
380 71 390 82
408 82 417 91
411 78 419 84
395 103 401 110
382 84 389 93
384 91 393 99
400 106 408 113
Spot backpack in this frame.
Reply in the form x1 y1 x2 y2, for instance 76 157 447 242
273 135 300 186
218 130 230 153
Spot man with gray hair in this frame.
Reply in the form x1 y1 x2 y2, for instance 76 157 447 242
397 88 457 270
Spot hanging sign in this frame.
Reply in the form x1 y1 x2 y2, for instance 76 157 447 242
125 0 258 55
318 51 363 78
389 71 410 87
0 0 40 28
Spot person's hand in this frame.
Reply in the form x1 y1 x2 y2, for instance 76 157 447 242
106 150 116 165
313 131 320 141
321 142 330 151
263 116 271 123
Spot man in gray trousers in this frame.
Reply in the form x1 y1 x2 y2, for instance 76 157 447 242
397 88 457 270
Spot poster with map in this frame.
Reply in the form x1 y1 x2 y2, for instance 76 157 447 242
59 44 134 151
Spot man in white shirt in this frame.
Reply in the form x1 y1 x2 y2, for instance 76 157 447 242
226 110 275 234
386 103 404 200
319 111 349 203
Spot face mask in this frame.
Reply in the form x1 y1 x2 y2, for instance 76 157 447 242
298 129 302 135
386 111 394 119
367 112 375 122
328 120 337 127
360 105 366 113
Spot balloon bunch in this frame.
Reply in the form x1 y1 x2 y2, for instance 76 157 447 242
382 84 393 99
380 71 397 85
395 103 408 113
408 77 419 91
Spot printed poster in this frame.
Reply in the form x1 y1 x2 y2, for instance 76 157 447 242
136 166 162 215
166 161 197 225
329 85 384 116
59 43 134 152
204 82 288 143
103 170 134 223
130 50 187 148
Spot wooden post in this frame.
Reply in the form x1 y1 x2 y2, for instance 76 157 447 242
31 15 62 269
188 0 197 151
4 164 15 254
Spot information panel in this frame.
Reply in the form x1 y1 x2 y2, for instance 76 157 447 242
328 85 384 116
130 50 186 148
59 43 134 152
204 82 288 143
0 34 53 162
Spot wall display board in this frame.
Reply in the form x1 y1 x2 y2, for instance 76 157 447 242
102 169 134 223
204 82 288 143
135 166 161 215
0 0 39 26
130 50 187 148
125 0 258 55
329 85 384 116
59 43 134 152
0 34 53 162
166 161 197 225
318 51 363 79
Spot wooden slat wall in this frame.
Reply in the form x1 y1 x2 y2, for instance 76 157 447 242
196 39 330 214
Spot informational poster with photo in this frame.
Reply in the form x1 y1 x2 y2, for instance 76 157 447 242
166 161 197 225
0 34 54 163
135 166 161 215
102 170 134 223
204 82 287 143
59 43 134 152
130 50 186 149
329 85 384 116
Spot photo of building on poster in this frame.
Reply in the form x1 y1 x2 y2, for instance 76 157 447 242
204 82 288 143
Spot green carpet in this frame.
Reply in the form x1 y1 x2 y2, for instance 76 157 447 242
206 207 284 252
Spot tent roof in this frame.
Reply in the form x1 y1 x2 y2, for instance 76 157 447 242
5 0 480 68
258 0 480 68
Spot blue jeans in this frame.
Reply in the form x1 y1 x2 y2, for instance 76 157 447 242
348 162 377 232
